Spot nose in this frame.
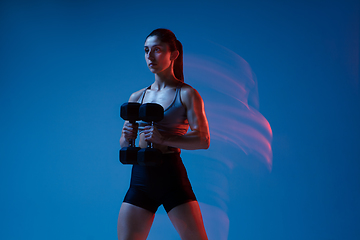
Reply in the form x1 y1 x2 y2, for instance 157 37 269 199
146 49 155 60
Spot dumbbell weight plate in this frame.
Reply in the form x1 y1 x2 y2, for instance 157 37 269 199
137 148 163 166
119 147 141 165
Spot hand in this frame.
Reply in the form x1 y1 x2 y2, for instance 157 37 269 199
143 125 164 145
122 122 138 141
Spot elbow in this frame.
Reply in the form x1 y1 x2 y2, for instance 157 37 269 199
201 136 210 149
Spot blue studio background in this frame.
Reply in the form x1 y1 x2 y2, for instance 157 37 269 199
1 0 359 239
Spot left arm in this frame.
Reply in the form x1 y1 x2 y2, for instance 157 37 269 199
143 85 210 150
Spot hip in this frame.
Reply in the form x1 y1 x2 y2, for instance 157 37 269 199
130 152 192 190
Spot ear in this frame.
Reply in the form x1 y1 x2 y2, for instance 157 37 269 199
170 50 179 61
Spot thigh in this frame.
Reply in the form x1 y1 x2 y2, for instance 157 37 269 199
117 202 155 240
167 201 208 240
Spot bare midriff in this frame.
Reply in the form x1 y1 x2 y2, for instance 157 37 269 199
139 132 178 154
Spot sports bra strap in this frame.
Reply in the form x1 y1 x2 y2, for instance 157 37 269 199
138 84 182 105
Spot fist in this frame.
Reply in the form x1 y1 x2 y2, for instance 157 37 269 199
143 125 164 145
122 122 138 140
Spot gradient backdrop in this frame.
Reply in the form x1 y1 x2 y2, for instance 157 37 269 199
1 0 359 239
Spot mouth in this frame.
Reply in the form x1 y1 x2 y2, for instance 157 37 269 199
149 63 157 67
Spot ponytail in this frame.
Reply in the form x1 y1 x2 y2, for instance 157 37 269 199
174 39 184 82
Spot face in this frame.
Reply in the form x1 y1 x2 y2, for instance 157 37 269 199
144 36 174 74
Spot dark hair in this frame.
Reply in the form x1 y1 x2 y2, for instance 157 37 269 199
146 28 184 82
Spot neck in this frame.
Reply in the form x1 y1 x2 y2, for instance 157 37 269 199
153 75 180 90
152 66 180 90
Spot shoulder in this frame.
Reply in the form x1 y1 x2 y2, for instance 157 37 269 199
180 83 203 106
128 87 147 102
180 83 197 97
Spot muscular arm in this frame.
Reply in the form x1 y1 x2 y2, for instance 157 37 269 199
153 86 210 150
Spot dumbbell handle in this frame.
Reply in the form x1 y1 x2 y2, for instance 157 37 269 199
147 122 154 148
147 140 153 148
129 139 135 147
128 120 137 147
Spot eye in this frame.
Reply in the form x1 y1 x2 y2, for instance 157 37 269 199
144 48 149 53
154 47 161 52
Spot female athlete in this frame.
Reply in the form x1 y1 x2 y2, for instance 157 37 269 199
118 28 210 240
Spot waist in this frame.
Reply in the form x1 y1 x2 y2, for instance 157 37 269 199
138 120 189 136
139 132 181 154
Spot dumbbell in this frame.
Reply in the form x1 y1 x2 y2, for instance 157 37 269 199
137 103 164 166
119 102 141 164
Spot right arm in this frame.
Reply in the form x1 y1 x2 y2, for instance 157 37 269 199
119 89 145 148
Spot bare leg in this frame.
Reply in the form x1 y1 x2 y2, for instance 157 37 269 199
117 202 155 240
167 201 208 240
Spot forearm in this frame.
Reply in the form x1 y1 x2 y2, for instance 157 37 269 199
120 136 130 148
163 131 210 150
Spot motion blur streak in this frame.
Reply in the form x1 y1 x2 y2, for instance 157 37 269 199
184 41 273 171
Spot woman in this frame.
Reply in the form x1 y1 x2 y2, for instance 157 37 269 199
118 28 210 240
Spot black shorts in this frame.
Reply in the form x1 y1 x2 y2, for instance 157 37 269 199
123 152 197 213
